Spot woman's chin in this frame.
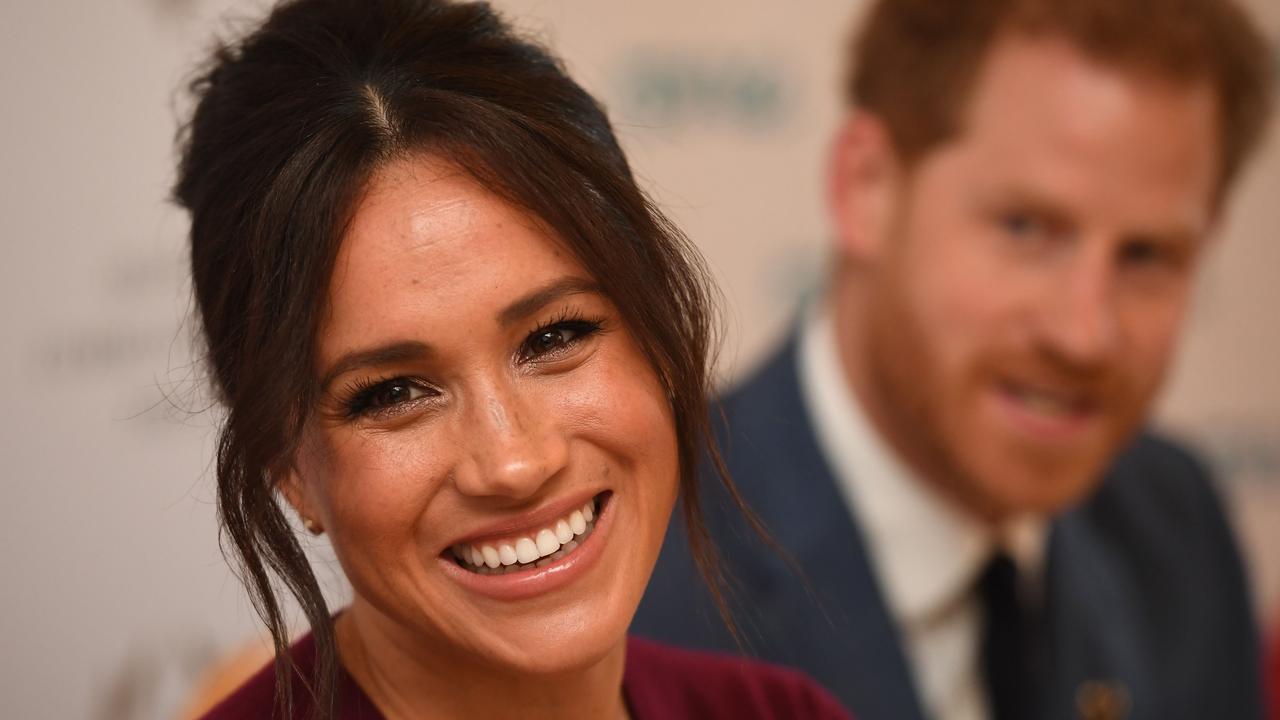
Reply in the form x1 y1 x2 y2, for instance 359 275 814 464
462 609 631 677
426 490 649 674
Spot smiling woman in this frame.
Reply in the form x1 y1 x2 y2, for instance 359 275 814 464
173 0 850 719
297 157 682 666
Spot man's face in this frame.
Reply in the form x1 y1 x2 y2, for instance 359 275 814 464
843 35 1221 520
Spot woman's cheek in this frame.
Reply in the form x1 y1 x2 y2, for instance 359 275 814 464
318 427 451 541
558 348 673 463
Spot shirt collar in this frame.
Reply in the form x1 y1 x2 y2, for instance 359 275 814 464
795 300 1047 624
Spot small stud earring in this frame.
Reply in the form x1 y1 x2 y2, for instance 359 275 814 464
301 517 324 536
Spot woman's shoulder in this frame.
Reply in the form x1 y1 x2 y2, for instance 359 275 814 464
198 632 381 720
198 652 280 720
623 635 852 720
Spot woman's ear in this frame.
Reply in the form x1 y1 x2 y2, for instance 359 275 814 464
278 463 324 536
827 111 902 263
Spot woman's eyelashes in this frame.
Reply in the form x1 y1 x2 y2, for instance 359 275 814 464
343 376 439 420
517 316 605 364
339 316 605 421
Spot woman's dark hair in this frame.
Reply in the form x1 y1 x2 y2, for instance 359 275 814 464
175 0 760 717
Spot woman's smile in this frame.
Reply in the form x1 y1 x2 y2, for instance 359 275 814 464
291 153 681 674
439 491 616 601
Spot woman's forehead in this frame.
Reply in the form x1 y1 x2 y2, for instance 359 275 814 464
321 156 591 354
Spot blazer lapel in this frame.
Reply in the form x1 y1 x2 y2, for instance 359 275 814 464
716 338 927 720
1040 515 1150 720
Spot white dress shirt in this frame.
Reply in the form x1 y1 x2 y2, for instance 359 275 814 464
795 301 1046 720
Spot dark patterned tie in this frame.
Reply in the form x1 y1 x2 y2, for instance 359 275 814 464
980 552 1033 720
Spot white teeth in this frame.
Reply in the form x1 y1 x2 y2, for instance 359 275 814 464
458 522 596 576
515 537 539 564
453 496 603 574
1022 390 1071 415
555 519 573 544
535 528 559 557
498 543 517 566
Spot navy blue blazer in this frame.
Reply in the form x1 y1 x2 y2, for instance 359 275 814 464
633 337 1262 720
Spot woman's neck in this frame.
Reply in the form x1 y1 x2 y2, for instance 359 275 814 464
335 603 630 720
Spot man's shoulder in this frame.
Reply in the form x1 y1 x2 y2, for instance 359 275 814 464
1109 431 1213 484
1051 431 1259 716
1058 429 1250 618
718 336 804 416
624 636 852 720
712 338 825 485
1083 431 1224 534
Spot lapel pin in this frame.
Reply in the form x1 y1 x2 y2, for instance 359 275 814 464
1075 679 1131 720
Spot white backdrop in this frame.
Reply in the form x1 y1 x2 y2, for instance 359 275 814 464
1 1 1276 718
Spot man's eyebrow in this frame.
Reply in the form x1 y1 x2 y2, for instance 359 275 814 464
319 340 432 392
497 276 602 327
989 188 1206 246
984 188 1076 227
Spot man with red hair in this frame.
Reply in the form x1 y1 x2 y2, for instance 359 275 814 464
637 1 1275 719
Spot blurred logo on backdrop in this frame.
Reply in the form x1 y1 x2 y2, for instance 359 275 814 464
613 50 794 133
147 0 198 20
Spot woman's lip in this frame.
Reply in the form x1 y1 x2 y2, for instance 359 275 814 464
438 493 614 602
443 488 605 551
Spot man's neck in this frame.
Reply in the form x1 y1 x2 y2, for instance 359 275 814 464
805 284 1048 605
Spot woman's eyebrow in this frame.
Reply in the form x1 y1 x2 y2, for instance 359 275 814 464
318 277 600 391
497 276 601 327
320 340 431 391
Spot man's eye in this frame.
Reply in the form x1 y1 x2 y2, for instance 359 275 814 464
1118 240 1178 268
520 320 601 362
999 211 1060 244
1001 212 1040 237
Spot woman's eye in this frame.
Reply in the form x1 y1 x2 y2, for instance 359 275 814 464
370 381 426 407
347 378 434 418
520 320 600 362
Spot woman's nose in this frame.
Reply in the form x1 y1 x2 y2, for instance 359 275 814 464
451 382 569 501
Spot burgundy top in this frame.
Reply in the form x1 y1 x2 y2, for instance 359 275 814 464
1269 624 1280 720
202 632 852 719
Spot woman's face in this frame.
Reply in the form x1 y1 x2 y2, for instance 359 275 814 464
288 154 680 675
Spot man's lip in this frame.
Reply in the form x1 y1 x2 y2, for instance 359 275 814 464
443 489 605 551
997 377 1100 411
990 378 1102 441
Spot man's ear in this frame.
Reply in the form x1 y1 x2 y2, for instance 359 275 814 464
827 111 901 262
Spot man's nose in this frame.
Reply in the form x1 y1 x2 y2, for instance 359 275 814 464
452 380 569 501
1036 243 1121 368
